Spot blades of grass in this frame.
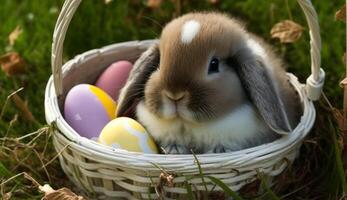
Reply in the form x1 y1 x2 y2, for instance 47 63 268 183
259 174 281 200
32 149 51 183
191 151 208 192
329 119 347 194
185 182 194 200
280 177 317 199
1 114 18 148
147 186 153 200
42 142 71 169
149 175 159 199
0 162 12 177
184 175 195 181
0 88 23 121
285 0 293 20
0 172 25 189
16 126 48 141
206 176 243 200
0 163 21 191
185 176 195 200
150 162 166 174
209 183 217 193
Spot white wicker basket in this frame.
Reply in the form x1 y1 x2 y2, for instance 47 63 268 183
45 0 325 199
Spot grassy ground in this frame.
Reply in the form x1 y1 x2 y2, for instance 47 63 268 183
0 0 346 199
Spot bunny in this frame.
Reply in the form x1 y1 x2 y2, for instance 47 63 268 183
116 12 301 154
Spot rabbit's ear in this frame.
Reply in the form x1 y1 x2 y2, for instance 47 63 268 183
117 44 160 117
229 49 292 134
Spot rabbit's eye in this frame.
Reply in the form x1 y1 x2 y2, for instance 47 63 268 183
208 58 219 74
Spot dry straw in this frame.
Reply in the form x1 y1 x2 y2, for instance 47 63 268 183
45 0 325 199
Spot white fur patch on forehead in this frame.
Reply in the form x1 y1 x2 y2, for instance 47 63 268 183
181 20 201 44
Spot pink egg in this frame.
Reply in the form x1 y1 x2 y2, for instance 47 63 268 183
95 60 133 101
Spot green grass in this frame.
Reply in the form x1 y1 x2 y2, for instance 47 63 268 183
0 0 345 199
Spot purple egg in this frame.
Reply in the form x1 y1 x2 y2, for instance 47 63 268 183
95 60 133 101
64 84 116 139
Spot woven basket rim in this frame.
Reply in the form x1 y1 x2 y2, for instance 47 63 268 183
45 40 316 166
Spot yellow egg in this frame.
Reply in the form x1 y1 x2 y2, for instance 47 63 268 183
98 117 158 153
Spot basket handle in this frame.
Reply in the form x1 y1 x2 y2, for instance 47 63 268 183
52 0 82 96
51 0 325 100
297 0 325 100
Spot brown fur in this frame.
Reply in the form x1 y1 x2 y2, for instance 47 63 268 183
148 13 250 121
117 12 302 153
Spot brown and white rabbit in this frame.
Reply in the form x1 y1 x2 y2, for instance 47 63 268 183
117 13 301 154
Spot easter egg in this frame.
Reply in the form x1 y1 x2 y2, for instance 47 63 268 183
64 84 117 139
95 60 133 101
98 117 158 153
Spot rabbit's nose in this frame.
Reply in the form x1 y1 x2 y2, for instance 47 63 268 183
164 90 186 102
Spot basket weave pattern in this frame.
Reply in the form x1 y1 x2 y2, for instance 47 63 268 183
45 0 325 199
